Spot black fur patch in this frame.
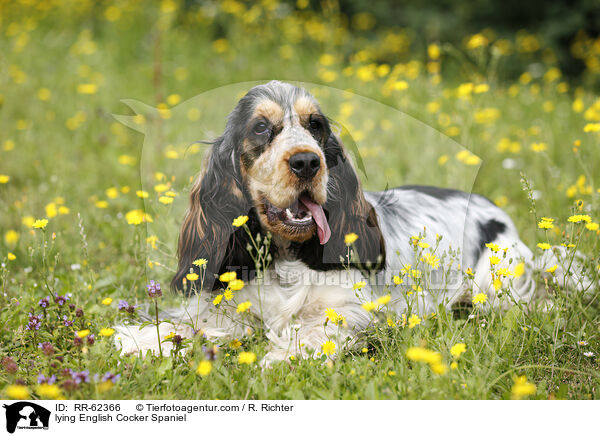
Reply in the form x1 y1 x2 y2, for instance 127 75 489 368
475 219 507 261
395 185 467 200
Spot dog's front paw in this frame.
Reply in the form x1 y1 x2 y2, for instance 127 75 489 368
260 349 292 368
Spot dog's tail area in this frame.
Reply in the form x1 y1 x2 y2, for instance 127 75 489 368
533 245 593 294
113 296 235 356
472 234 594 308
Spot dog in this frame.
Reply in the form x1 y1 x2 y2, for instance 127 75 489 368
116 81 586 364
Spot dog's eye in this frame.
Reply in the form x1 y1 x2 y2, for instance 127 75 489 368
253 121 269 135
309 117 322 132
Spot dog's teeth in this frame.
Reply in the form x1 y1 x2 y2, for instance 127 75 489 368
285 208 294 219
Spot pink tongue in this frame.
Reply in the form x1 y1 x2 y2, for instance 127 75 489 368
299 195 331 245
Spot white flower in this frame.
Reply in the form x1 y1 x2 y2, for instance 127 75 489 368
578 340 588 346
583 352 595 357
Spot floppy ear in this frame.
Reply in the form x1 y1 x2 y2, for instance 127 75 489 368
171 135 259 293
296 132 386 271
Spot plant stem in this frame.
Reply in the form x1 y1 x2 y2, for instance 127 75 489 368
154 299 162 357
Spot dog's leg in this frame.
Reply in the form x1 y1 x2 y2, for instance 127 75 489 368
114 295 244 356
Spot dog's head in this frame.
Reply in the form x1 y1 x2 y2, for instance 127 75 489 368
173 81 385 291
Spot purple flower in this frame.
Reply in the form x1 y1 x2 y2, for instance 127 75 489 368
86 334 95 345
118 300 137 314
54 293 70 306
101 372 121 383
63 315 73 327
26 313 42 331
72 370 90 384
147 280 162 298
38 342 55 356
38 297 50 308
37 374 57 385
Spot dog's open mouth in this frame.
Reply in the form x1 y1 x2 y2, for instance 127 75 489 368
264 193 331 244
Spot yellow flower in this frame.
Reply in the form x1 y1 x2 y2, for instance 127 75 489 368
236 301 252 313
422 252 440 269
238 351 257 364
545 265 558 273
583 123 600 133
158 196 173 204
585 222 599 231
230 339 242 349
193 258 208 267
511 375 536 399
232 215 249 227
32 219 48 229
136 190 149 199
493 278 502 291
568 214 592 223
219 271 236 282
392 275 403 285
408 314 421 328
530 142 548 153
376 294 391 306
322 340 336 356
77 83 97 94
430 362 448 374
361 301 377 312
7 252 16 261
45 202 58 218
37 383 61 399
5 384 29 399
450 343 467 358
353 281 366 290
514 262 525 277
99 328 115 337
406 347 443 370
186 273 199 281
5 230 19 246
485 242 500 252
101 297 112 305
344 232 359 245
228 279 245 291
466 33 489 49
76 329 90 338
496 268 513 277
223 290 233 300
450 362 458 369
489 255 501 266
537 242 551 250
196 360 212 376
95 200 108 209
0 174 10 183
125 210 153 225
538 218 554 229
472 293 488 305
325 308 341 324
164 332 176 340
213 294 223 306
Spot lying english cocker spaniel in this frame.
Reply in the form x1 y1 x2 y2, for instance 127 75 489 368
117 81 585 364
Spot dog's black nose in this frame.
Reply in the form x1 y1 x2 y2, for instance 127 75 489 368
289 152 320 180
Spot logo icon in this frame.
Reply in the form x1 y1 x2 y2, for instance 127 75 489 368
3 402 51 433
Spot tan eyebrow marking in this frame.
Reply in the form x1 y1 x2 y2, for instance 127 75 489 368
253 98 284 124
293 96 318 118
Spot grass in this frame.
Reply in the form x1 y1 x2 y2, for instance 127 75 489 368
1 1 599 400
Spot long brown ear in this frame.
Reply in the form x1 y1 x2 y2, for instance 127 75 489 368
295 132 386 271
171 135 258 293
